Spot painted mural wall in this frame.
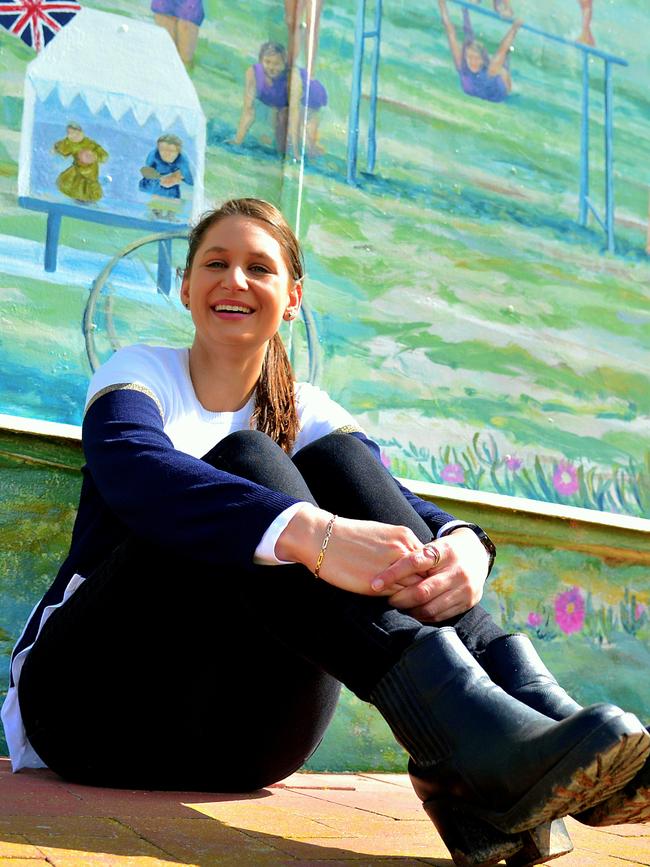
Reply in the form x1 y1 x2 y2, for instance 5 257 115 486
1 0 648 509
1 0 649 766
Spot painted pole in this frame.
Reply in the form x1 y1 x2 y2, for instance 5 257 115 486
579 52 590 227
448 0 626 251
157 238 172 296
604 60 615 252
367 0 383 174
44 210 62 273
448 0 627 66
346 0 367 184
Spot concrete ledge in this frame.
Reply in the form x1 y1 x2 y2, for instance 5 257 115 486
0 413 81 442
401 477 650 566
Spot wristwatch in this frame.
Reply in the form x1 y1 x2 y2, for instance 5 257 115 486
438 521 496 577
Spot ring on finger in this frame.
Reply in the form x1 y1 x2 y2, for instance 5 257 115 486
423 542 440 567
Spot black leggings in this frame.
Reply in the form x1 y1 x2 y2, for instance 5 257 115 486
18 431 501 791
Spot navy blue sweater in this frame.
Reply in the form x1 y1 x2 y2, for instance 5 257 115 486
10 388 457 680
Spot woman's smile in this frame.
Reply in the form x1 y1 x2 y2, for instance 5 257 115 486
210 300 255 318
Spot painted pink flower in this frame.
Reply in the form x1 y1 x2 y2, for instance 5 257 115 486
552 461 579 496
380 450 391 469
554 587 585 635
441 463 465 485
505 454 522 471
635 602 647 620
527 611 543 628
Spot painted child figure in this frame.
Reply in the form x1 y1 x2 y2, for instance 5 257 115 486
439 0 523 103
576 0 595 46
54 122 108 204
232 42 327 158
151 0 205 66
139 134 194 221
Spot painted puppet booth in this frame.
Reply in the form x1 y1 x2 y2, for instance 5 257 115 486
0 0 648 769
19 7 204 223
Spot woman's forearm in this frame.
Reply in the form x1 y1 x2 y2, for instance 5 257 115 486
83 390 300 569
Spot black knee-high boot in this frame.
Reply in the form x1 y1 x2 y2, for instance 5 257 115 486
208 433 648 853
480 633 650 827
369 629 649 844
480 633 582 720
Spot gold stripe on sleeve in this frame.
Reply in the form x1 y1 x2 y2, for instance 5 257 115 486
333 424 365 435
84 383 164 420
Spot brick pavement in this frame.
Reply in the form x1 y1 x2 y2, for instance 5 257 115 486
1 758 649 865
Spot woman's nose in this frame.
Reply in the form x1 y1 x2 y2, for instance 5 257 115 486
224 265 248 290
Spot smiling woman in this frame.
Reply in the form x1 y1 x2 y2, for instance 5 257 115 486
178 202 303 433
4 198 650 867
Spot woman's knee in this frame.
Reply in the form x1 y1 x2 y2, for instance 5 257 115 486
201 429 283 469
203 430 316 501
293 432 375 480
295 431 369 463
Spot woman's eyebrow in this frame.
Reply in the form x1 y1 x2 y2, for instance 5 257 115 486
202 245 274 259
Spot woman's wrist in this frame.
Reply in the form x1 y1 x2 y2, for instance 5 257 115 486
314 514 337 579
274 503 331 567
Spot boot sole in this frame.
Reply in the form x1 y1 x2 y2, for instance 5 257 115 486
573 779 650 826
458 711 649 834
424 712 650 840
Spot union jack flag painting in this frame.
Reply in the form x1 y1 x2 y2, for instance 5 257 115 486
0 0 81 52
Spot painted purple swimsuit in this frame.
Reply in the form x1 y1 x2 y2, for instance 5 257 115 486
459 57 508 103
253 64 328 110
151 0 205 26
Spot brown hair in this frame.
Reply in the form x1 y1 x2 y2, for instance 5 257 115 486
158 133 183 150
185 198 303 453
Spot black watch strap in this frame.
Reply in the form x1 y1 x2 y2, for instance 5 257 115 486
438 522 496 577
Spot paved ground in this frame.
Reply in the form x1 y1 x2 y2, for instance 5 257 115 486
1 758 649 865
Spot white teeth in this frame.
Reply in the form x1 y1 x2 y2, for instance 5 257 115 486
213 305 252 313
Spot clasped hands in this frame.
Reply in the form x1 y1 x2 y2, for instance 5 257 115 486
368 526 488 622
276 506 489 623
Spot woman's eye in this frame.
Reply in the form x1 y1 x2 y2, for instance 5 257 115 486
206 260 227 269
249 264 271 275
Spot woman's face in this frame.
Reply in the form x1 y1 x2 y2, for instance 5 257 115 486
465 43 485 73
181 214 301 354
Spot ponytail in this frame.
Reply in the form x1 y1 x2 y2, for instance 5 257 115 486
250 332 298 453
